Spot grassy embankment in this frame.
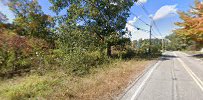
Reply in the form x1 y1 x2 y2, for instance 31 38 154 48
0 59 154 100
0 30 159 99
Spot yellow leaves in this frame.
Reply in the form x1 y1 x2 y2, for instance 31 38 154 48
175 1 203 43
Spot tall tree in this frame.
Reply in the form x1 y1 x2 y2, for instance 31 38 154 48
49 0 136 56
174 0 203 47
8 0 54 40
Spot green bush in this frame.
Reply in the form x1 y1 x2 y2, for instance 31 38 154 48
0 45 31 78
134 43 161 58
52 45 110 76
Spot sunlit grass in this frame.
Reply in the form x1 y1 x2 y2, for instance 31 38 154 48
0 59 152 99
0 75 58 100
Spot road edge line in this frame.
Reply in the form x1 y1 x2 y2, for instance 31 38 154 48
130 60 161 100
174 52 203 92
117 60 159 100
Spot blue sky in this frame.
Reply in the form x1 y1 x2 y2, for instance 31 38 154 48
0 0 197 40
127 0 196 40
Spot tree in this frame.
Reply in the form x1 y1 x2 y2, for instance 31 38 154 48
8 0 54 41
174 0 203 48
49 0 137 56
165 33 186 50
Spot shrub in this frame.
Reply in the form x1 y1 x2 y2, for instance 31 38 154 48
0 32 50 78
52 45 110 76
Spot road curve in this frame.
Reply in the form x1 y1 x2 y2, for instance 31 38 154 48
119 51 203 100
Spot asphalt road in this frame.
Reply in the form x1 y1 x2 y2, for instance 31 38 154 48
119 51 203 100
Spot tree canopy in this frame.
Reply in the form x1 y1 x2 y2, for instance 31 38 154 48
8 0 54 40
174 0 203 45
49 0 137 56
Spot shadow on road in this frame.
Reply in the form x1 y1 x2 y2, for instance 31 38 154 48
192 54 203 58
160 54 177 61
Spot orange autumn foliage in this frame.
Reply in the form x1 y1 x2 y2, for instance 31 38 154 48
174 0 203 44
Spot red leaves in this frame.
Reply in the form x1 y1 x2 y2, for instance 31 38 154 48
0 32 49 55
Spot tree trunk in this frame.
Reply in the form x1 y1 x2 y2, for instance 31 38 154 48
107 44 112 57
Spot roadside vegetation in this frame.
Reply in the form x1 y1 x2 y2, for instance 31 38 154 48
0 59 154 100
0 0 161 99
166 0 203 51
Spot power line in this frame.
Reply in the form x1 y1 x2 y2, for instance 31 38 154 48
134 3 166 53
139 3 166 52
138 3 163 38
130 12 150 26
151 28 160 37
130 12 160 37
130 9 160 40
127 23 150 33
130 12 160 39
151 34 159 39
152 21 163 37
139 3 151 16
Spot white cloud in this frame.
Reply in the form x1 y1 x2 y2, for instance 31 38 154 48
126 16 150 40
128 16 138 25
131 31 149 40
125 16 139 34
137 0 147 4
153 5 177 20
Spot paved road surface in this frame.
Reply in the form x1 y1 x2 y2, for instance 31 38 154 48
120 51 203 100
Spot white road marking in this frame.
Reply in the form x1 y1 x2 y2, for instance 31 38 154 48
174 52 203 92
130 61 161 100
171 60 177 100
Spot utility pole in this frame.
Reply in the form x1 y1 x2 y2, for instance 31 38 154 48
149 23 152 54
162 38 164 52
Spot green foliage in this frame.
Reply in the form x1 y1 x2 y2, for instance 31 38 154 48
165 33 200 51
8 0 55 41
133 39 162 58
53 39 109 75
1 0 161 78
0 75 57 100
0 34 30 77
49 0 135 56
0 32 51 78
